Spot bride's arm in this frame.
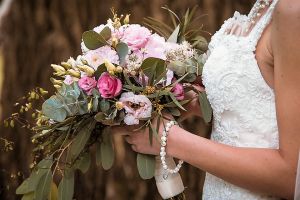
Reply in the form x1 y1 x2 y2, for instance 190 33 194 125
169 2 299 199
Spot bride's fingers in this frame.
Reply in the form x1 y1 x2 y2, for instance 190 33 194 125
110 126 129 136
125 135 134 144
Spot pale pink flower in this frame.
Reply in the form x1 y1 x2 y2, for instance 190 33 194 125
119 92 152 125
97 72 122 99
78 76 97 95
83 46 119 70
166 70 174 86
171 82 185 100
144 33 166 60
121 24 151 51
64 75 74 85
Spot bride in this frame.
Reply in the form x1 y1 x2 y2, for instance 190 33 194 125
114 0 300 199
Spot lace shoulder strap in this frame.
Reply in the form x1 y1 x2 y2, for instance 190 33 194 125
249 0 279 50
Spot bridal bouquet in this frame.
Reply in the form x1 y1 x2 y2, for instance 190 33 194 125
7 7 211 200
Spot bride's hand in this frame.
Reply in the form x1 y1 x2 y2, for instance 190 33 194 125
179 83 204 121
112 114 176 155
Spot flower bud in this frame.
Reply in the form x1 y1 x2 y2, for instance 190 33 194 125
51 64 66 73
111 37 119 48
108 70 115 75
88 99 93 112
61 62 72 70
50 77 63 85
77 65 95 76
124 14 130 25
116 66 123 73
116 101 124 110
67 69 81 78
104 59 116 72
54 85 61 89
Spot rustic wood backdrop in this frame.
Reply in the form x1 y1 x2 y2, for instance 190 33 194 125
0 0 254 199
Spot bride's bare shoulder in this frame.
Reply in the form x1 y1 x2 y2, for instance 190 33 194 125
274 0 300 20
272 0 300 46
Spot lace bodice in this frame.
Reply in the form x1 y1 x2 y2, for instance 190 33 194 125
202 1 280 199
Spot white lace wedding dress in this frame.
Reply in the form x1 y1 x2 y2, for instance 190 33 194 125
202 1 280 199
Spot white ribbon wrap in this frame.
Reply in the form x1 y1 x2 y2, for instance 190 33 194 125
154 156 184 199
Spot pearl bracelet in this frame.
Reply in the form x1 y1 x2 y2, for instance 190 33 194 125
160 120 184 175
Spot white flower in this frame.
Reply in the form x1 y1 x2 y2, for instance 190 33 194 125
119 92 152 125
83 46 119 70
144 33 167 60
165 41 195 62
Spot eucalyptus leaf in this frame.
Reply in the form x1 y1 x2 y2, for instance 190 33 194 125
58 169 74 200
74 153 91 173
94 63 107 79
100 100 110 113
21 192 34 200
167 61 186 76
101 128 114 170
96 141 101 166
48 182 58 200
183 73 197 83
82 27 111 50
42 96 67 122
137 153 155 179
198 92 212 123
140 57 166 85
35 170 52 200
116 42 129 65
16 157 53 195
69 119 96 161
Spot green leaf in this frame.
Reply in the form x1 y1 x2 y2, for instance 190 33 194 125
34 170 52 200
94 63 107 79
58 83 81 99
96 141 101 166
42 96 67 122
198 92 212 123
16 157 53 195
140 57 166 85
74 152 91 174
58 169 74 200
69 119 96 161
101 128 114 170
116 42 129 65
48 182 58 200
137 153 155 179
169 92 187 111
99 100 110 113
167 61 186 76
168 107 181 116
183 73 197 83
21 192 34 200
82 27 111 50
167 25 180 43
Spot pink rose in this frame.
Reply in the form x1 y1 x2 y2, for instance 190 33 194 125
97 72 122 99
78 76 97 95
171 83 185 100
122 24 151 51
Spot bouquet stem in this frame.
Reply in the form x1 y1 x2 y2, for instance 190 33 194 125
154 156 185 200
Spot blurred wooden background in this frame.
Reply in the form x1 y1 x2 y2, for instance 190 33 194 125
0 0 254 199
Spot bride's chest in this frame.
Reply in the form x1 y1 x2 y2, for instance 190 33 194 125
202 34 275 114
